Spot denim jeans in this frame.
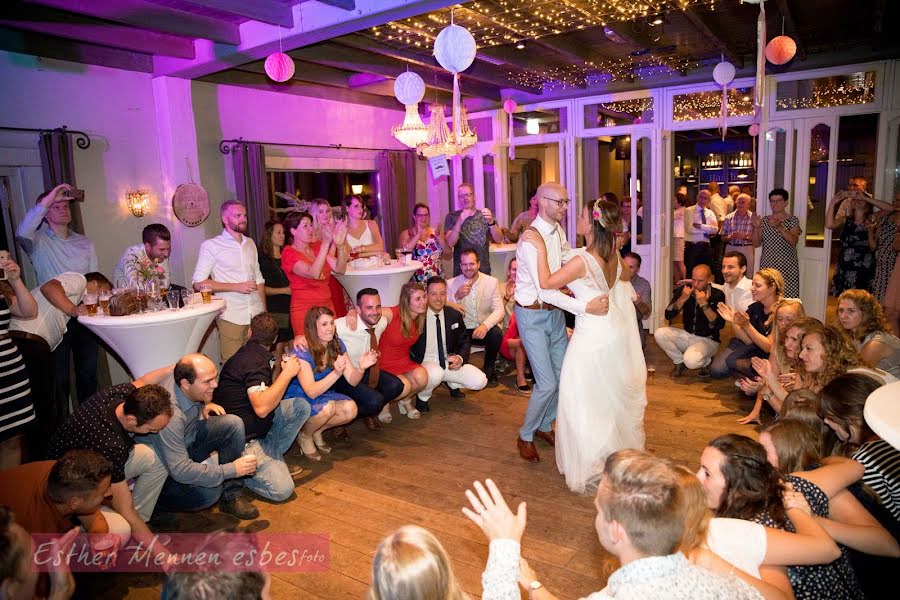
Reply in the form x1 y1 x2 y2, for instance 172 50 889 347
710 337 767 378
244 398 311 502
156 414 245 512
516 306 568 441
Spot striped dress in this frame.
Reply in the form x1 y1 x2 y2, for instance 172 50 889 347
0 297 34 441
854 439 900 523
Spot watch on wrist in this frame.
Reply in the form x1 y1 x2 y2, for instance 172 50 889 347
528 580 543 598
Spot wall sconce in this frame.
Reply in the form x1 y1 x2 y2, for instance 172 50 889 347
808 176 816 185
351 184 363 195
126 190 150 218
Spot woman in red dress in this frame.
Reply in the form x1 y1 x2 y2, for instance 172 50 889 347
282 211 348 335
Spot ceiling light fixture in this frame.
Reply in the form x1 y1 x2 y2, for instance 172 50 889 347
650 16 664 26
516 40 526 49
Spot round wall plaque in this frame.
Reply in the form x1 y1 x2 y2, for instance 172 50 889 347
172 183 210 227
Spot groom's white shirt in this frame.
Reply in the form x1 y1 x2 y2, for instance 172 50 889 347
514 215 588 315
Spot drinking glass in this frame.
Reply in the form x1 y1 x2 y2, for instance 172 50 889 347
646 364 656 380
200 284 213 304
180 289 192 308
83 293 98 316
166 290 180 310
98 291 111 314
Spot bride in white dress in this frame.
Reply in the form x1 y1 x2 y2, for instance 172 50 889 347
523 198 647 493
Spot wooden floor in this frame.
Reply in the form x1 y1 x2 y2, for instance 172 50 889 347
89 337 759 600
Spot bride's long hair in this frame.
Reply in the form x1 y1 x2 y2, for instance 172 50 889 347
586 198 621 263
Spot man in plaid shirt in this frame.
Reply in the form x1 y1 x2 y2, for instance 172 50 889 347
721 193 755 272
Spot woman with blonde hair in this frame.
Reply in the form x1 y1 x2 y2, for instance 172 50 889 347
797 321 864 393
311 198 352 317
715 268 785 379
835 289 900 378
737 299 805 424
370 525 467 600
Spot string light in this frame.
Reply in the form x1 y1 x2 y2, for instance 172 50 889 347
775 71 876 110
673 87 755 121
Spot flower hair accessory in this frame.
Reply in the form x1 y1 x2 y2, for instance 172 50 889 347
592 199 604 222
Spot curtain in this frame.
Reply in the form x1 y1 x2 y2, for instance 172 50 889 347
376 150 416 252
232 141 269 242
39 129 84 234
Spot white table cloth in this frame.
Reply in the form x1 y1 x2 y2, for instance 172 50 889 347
334 259 422 306
864 380 900 451
78 298 224 378
489 243 517 282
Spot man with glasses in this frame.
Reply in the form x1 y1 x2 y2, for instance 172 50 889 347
514 182 610 463
444 183 504 276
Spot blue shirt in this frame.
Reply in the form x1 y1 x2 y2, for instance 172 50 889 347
16 204 98 284
143 386 238 488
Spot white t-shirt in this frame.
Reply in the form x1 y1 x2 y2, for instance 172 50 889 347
9 271 86 350
705 517 768 578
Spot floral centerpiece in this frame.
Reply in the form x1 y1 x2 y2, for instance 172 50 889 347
129 254 166 310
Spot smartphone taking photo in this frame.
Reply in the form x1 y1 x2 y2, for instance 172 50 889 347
67 188 85 202
0 250 8 281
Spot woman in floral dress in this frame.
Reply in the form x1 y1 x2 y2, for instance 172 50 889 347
398 203 444 284
826 190 876 295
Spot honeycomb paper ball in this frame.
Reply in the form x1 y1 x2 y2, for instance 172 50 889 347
394 71 426 106
264 52 295 82
434 24 477 74
713 61 736 86
503 98 517 114
766 36 797 65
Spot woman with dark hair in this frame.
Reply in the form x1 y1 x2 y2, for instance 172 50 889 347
827 190 876 294
698 434 864 599
258 221 293 355
752 189 802 298
819 373 900 528
397 203 444 284
797 321 865 392
836 289 900 379
521 198 646 493
281 211 348 335
284 306 375 460
343 194 385 258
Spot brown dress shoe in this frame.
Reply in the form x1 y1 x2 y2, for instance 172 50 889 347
363 416 382 431
534 430 556 446
517 437 540 463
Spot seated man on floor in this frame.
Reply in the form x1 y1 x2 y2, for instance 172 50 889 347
48 369 173 543
145 354 259 520
412 276 487 411
718 251 753 313
332 288 405 435
214 312 309 502
0 449 130 538
654 264 725 378
447 250 505 383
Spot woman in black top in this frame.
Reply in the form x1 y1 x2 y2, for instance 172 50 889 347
258 221 292 358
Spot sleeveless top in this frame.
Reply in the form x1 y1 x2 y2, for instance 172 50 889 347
859 330 900 379
346 221 374 250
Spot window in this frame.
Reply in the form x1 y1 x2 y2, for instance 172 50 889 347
512 107 568 136
776 71 876 111
673 88 755 122
583 97 654 128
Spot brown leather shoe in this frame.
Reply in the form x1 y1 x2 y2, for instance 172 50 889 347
534 430 556 446
517 437 540 463
363 416 382 432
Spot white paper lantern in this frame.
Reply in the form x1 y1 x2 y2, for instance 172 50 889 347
394 71 426 106
434 24 477 74
713 61 736 86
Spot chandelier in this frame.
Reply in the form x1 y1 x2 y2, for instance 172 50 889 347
391 104 430 148
416 103 477 158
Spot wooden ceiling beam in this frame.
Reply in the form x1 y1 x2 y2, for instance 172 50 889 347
20 0 241 45
0 4 196 59
0 26 153 72
681 8 744 68
298 0 356 9
177 1 293 28
775 0 806 61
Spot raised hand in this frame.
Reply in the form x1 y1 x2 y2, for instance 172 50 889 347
0 258 21 283
480 207 495 223
460 207 477 221
737 376 763 394
345 308 358 331
456 279 473 300
733 311 750 328
693 287 709 306
462 479 527 543
750 213 761 229
359 349 378 370
779 372 800 391
41 183 72 208
332 219 349 245
321 222 334 244
751 356 771 379
333 354 348 374
717 303 736 322
679 282 693 301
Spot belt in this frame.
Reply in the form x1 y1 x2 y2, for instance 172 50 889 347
685 241 710 245
728 242 752 247
7 330 49 346
516 300 558 311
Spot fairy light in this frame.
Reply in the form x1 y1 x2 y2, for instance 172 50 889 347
673 88 756 121
776 71 876 110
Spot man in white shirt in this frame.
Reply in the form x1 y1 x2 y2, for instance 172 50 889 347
447 250 506 383
514 182 609 463
112 223 172 288
410 277 487 412
9 271 111 455
192 201 266 362
719 251 753 313
683 189 718 278
333 288 405 432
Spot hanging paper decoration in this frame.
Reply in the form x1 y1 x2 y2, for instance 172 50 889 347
264 52 295 82
394 71 426 106
503 98 517 160
748 123 760 170
752 0 767 110
713 60 735 141
766 35 797 65
748 124 760 137
433 16 477 152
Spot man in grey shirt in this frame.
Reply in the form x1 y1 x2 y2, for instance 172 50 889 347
143 353 259 520
444 183 504 276
623 252 652 350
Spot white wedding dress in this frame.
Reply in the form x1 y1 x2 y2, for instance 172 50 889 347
556 249 648 493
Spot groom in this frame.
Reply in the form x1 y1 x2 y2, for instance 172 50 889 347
515 182 609 462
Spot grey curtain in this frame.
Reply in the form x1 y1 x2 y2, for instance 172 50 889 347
376 150 416 252
232 141 269 242
39 129 84 234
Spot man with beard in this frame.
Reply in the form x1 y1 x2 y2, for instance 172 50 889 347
112 223 173 288
192 201 267 361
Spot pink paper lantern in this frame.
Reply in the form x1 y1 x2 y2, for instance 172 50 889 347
765 36 797 66
749 123 760 137
264 52 295 82
503 98 517 114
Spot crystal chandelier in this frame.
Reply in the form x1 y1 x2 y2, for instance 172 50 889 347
416 103 477 158
391 104 430 148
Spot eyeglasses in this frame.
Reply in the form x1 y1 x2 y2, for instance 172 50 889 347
458 192 474 198
542 196 570 207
